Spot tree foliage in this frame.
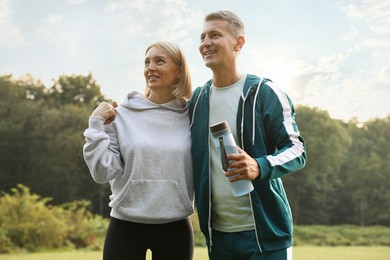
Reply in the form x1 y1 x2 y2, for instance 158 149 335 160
284 106 352 224
0 74 110 215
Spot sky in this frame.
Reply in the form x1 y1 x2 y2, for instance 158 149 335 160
1 0 389 122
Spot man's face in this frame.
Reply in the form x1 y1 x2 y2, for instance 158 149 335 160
199 19 238 69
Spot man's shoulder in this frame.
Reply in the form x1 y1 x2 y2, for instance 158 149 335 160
193 80 212 94
246 74 272 84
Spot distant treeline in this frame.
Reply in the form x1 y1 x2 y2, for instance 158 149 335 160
0 73 389 226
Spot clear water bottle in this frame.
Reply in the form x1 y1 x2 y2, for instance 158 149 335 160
210 121 254 197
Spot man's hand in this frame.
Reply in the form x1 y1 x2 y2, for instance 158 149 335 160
224 147 260 182
91 101 118 125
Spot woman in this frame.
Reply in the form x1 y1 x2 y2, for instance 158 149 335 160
83 41 194 260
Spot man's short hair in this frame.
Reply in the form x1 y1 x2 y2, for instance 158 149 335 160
205 10 245 37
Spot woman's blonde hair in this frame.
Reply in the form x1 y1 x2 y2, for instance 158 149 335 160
144 41 192 100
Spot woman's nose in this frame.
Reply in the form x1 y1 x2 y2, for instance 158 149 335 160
146 62 156 71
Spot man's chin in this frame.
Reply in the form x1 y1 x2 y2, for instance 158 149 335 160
204 61 214 69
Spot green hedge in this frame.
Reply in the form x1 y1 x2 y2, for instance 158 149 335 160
1 185 390 253
0 185 107 253
294 225 390 246
191 214 390 247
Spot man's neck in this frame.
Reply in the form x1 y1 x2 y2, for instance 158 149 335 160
212 70 243 88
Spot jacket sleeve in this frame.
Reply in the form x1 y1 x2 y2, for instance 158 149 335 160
82 116 124 183
256 82 306 180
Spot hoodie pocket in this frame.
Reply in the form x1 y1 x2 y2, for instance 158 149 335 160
112 179 193 221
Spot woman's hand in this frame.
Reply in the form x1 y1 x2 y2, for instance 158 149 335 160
91 101 118 125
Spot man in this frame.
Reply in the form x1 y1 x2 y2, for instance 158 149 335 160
189 10 306 260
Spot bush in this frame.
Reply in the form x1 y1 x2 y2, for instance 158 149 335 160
0 184 68 252
61 200 107 250
2 185 390 253
191 212 206 247
0 184 107 253
0 229 12 253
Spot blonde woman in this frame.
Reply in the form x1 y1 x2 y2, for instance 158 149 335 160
83 41 194 260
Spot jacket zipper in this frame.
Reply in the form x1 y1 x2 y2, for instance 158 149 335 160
206 80 264 253
249 195 263 253
241 84 263 253
207 91 213 252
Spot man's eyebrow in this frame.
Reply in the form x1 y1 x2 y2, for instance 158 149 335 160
202 30 221 35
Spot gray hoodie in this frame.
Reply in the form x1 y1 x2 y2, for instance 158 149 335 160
83 91 194 224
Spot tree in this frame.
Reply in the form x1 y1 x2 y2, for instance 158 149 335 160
0 75 46 191
283 106 352 224
48 73 107 108
0 74 111 216
337 116 390 225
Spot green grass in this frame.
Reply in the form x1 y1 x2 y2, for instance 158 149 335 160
293 246 390 260
0 247 389 260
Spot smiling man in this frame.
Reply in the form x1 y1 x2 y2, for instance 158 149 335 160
189 10 307 260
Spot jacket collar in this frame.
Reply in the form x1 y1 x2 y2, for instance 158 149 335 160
202 75 261 96
243 74 262 97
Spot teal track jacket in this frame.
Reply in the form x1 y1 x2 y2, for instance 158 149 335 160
188 74 306 252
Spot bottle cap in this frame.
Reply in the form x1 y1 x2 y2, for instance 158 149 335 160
210 121 229 134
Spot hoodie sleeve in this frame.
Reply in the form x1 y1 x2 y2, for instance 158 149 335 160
83 116 124 183
256 82 306 180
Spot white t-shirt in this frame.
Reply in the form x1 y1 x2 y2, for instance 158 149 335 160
209 75 255 232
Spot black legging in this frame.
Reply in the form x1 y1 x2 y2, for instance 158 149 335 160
103 217 194 260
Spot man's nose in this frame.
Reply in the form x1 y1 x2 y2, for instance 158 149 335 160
201 36 212 46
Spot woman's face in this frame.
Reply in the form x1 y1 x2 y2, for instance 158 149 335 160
144 46 180 96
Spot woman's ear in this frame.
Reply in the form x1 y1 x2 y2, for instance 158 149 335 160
176 70 181 82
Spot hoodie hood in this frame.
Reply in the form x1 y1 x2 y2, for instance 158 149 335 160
121 91 187 113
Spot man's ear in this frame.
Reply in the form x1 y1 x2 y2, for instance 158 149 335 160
234 35 245 51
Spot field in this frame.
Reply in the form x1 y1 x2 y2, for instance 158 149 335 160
0 246 389 260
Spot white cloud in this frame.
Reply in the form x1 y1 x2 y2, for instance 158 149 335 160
343 26 359 41
66 0 88 4
287 49 390 121
343 0 390 20
104 0 203 43
50 0 88 5
341 0 390 51
317 53 347 74
35 14 80 53
46 13 62 26
240 39 388 121
0 0 28 47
